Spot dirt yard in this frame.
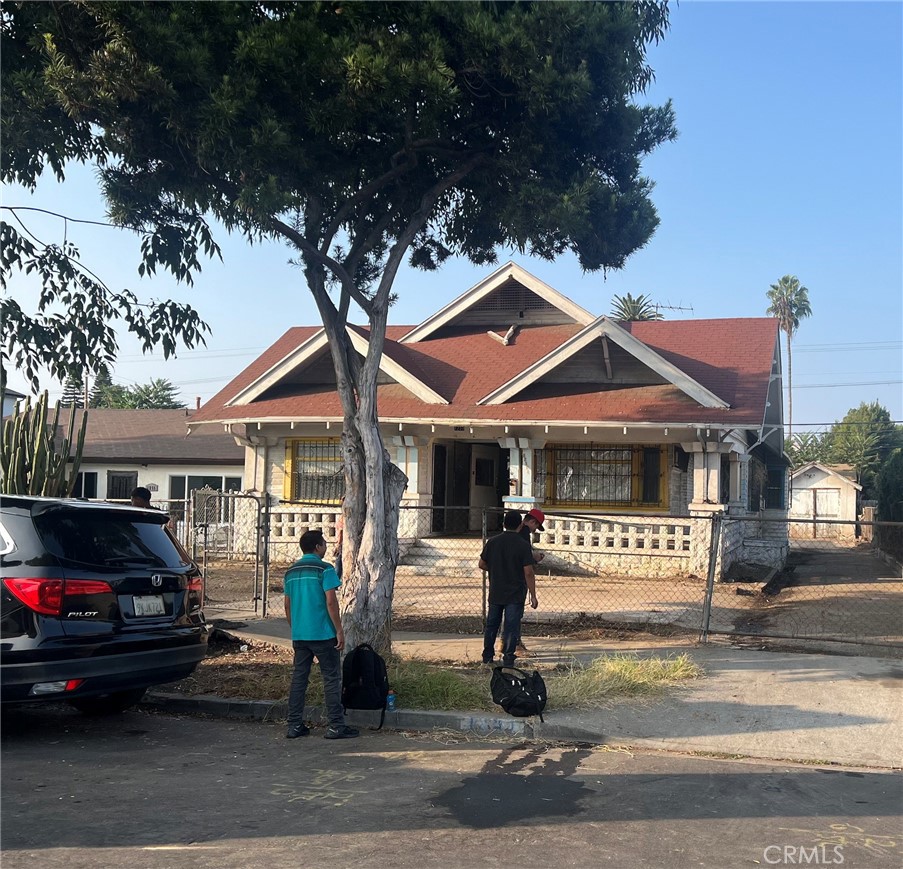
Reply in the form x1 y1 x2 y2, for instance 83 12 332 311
197 540 902 654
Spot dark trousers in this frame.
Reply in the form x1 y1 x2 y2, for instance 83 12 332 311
288 638 345 727
482 601 525 666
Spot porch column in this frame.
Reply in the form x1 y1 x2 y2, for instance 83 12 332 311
500 437 546 511
681 441 733 510
390 436 425 496
735 453 751 512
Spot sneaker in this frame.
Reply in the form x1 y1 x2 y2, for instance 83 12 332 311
324 725 360 740
286 724 310 739
481 659 498 669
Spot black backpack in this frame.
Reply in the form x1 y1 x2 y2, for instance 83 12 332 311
490 666 547 722
341 643 390 729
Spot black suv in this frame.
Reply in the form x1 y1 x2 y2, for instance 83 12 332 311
1 496 208 714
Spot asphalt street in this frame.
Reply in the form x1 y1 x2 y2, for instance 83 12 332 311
1 705 899 869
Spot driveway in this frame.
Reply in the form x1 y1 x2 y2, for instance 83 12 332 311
709 542 903 648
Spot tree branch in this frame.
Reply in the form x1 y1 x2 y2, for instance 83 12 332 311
269 216 373 317
359 153 487 398
2 205 143 231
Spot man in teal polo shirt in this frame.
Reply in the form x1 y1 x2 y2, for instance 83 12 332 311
283 529 359 740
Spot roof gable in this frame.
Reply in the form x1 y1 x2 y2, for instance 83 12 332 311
478 316 730 408
791 462 862 490
400 261 595 343
227 326 448 407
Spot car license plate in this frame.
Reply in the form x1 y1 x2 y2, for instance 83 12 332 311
133 595 165 617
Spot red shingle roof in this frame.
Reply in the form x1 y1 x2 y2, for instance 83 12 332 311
193 318 779 429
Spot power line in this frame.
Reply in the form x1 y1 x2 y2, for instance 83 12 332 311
784 380 902 389
795 343 902 353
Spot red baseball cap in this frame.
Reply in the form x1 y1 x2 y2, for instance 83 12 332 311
526 508 545 530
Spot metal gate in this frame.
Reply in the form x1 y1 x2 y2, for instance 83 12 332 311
190 489 271 618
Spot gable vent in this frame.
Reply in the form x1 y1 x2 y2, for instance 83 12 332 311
470 278 556 313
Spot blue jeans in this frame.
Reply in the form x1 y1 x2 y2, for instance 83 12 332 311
482 602 525 666
288 638 345 727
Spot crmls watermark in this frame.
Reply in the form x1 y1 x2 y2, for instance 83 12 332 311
763 845 845 865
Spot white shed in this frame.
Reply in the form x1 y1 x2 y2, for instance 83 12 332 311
790 462 861 539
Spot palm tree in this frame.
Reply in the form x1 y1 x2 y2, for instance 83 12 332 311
766 274 812 443
609 293 664 321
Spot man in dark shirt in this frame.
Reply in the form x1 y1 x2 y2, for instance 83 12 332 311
479 510 538 667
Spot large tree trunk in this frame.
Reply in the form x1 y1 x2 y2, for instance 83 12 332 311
338 406 408 655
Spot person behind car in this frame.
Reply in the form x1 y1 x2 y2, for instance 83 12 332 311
130 487 153 508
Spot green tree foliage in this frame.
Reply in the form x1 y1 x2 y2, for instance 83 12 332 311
828 401 898 497
875 449 903 521
2 1 677 649
88 364 114 407
765 274 812 442
786 431 831 468
60 371 84 408
874 448 903 562
127 378 186 410
89 374 186 409
609 292 663 321
0 7 211 391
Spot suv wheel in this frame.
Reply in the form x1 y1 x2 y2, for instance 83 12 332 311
68 688 147 716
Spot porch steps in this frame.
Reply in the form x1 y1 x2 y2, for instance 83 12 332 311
397 537 484 578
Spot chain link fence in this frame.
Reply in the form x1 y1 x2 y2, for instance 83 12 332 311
187 497 902 654
190 489 269 617
704 516 903 652
392 506 710 637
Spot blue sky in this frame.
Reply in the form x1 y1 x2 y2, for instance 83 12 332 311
4 1 901 432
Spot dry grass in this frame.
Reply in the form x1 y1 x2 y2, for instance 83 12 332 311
544 653 701 709
166 635 700 712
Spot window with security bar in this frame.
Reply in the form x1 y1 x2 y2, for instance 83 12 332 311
288 439 345 503
534 444 666 509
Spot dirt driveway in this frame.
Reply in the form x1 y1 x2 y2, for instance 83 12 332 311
708 541 903 649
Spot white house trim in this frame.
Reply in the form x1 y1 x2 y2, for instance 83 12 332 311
226 330 329 407
227 327 448 408
478 315 731 409
791 462 862 491
344 329 448 405
399 261 595 343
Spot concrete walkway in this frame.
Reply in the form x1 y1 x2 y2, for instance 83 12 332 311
150 617 903 770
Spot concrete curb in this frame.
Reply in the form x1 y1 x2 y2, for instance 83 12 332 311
143 691 570 740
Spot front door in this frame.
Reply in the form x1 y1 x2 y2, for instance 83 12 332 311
469 444 500 532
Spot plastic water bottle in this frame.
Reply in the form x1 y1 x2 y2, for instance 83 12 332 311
386 689 396 712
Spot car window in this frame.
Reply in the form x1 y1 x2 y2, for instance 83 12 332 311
33 511 190 569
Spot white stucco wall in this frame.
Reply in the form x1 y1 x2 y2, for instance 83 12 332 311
76 462 245 499
790 466 859 534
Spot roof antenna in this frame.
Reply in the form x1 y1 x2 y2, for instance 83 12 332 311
654 301 694 316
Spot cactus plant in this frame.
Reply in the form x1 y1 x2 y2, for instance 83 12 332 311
1 388 89 496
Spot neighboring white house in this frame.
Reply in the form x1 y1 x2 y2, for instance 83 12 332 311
790 462 862 539
2 387 26 418
58 408 245 504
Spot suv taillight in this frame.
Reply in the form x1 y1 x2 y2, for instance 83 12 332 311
187 575 203 606
3 578 112 616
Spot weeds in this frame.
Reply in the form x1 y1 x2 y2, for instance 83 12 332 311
168 640 700 712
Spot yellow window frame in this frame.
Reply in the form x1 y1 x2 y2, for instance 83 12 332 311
284 437 343 503
540 444 667 511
